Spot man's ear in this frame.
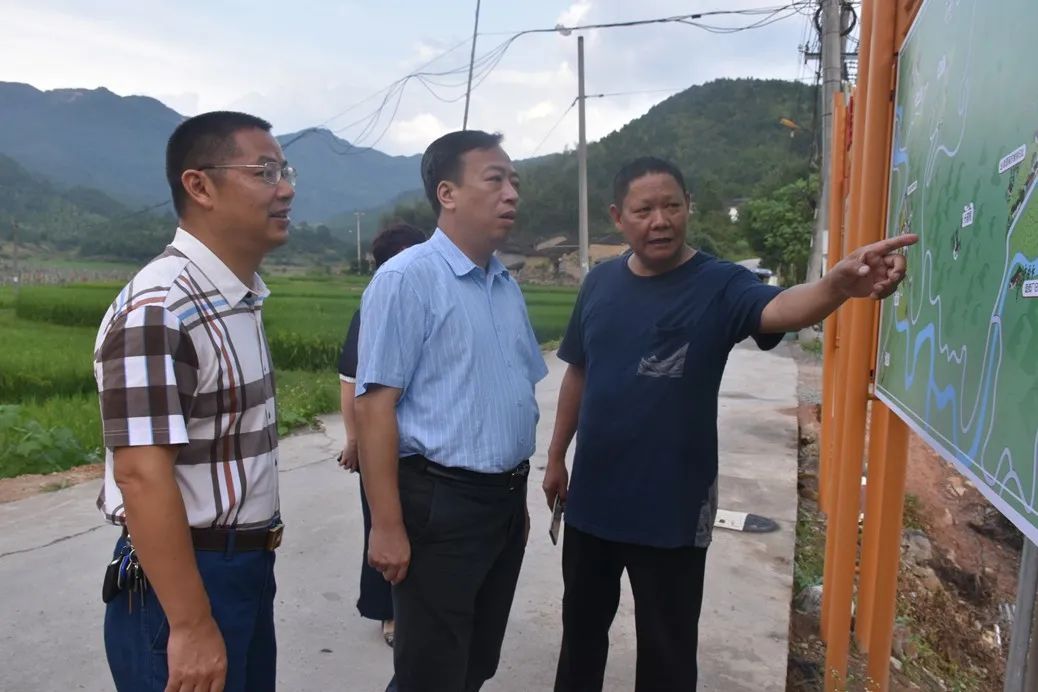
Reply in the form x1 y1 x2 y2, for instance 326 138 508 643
608 203 623 229
437 180 457 212
181 170 218 211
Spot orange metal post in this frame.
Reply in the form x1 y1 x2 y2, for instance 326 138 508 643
821 0 874 634
866 408 910 689
823 0 897 688
819 94 848 514
859 132 897 653
856 400 890 650
859 0 923 683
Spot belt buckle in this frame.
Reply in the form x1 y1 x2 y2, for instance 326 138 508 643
266 522 284 551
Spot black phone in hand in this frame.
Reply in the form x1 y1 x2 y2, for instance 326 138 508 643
549 498 564 545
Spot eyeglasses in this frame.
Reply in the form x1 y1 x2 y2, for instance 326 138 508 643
199 160 297 187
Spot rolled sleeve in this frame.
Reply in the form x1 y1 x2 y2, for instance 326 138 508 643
356 270 426 396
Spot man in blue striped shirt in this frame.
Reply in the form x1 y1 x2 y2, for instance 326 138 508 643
355 130 548 692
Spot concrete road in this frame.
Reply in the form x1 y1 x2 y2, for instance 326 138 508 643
0 344 797 691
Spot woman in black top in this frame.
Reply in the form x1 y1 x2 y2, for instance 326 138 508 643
338 222 427 646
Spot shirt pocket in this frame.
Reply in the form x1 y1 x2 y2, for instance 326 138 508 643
637 322 696 379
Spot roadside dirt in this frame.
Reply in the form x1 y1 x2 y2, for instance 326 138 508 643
786 345 1019 691
0 463 103 504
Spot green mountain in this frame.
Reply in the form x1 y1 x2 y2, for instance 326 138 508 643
2 77 817 264
520 78 816 244
0 82 421 222
0 83 180 206
0 153 176 259
0 154 360 265
275 128 422 221
385 77 817 256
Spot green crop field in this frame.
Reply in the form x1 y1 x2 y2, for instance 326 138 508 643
0 274 576 478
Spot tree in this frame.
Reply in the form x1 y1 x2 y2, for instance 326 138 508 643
379 198 436 233
742 174 819 285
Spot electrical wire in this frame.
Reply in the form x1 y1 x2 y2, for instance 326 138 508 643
530 99 577 156
290 3 813 156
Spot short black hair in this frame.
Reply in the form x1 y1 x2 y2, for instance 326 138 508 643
421 130 504 216
371 221 427 268
612 157 689 209
165 111 273 215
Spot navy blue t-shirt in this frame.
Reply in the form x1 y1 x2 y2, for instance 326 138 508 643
558 251 784 548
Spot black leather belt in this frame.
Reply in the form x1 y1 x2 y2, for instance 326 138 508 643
121 522 284 552
191 522 284 552
402 455 529 490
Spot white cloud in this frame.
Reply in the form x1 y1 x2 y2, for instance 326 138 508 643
557 2 593 27
389 113 449 148
0 0 809 158
489 62 574 88
155 92 200 116
517 101 556 124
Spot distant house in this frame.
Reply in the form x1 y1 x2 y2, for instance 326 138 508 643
495 233 629 284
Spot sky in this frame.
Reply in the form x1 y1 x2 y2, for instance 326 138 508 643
1 0 818 158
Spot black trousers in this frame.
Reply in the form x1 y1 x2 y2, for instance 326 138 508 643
389 458 527 692
554 526 708 692
358 470 394 621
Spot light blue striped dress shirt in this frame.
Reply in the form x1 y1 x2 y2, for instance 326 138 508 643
356 228 549 473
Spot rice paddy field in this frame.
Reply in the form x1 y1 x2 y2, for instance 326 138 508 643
0 277 577 478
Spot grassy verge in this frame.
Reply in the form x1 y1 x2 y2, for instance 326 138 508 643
3 276 577 476
0 398 101 478
793 505 826 592
0 310 97 401
275 370 341 437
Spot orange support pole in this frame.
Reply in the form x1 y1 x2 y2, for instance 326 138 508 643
866 409 910 690
823 0 897 688
859 119 897 651
821 0 874 638
819 94 848 514
859 0 924 682
856 400 890 650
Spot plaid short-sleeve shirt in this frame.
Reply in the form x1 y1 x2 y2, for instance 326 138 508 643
94 228 280 529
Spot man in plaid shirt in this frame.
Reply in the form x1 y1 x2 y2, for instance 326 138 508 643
94 111 295 692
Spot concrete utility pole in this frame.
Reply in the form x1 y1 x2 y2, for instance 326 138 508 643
11 221 20 297
354 211 365 273
802 0 844 342
1006 540 1038 692
576 35 590 280
462 0 482 130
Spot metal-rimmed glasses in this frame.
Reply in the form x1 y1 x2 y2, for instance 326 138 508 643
199 160 297 187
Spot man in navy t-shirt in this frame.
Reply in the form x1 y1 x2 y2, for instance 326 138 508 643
542 157 917 691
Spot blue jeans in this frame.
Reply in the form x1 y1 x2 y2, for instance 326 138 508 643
103 535 277 692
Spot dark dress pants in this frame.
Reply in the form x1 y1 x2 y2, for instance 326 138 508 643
358 469 394 621
554 525 708 692
388 460 528 692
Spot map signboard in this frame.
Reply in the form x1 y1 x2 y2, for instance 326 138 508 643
875 0 1038 542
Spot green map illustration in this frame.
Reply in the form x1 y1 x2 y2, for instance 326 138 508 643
875 0 1038 542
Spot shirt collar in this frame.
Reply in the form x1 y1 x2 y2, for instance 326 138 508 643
430 228 510 280
171 227 270 306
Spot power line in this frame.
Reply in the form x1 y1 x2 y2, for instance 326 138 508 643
529 86 692 157
288 3 811 157
279 36 473 151
462 0 482 129
482 4 811 36
530 99 577 156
